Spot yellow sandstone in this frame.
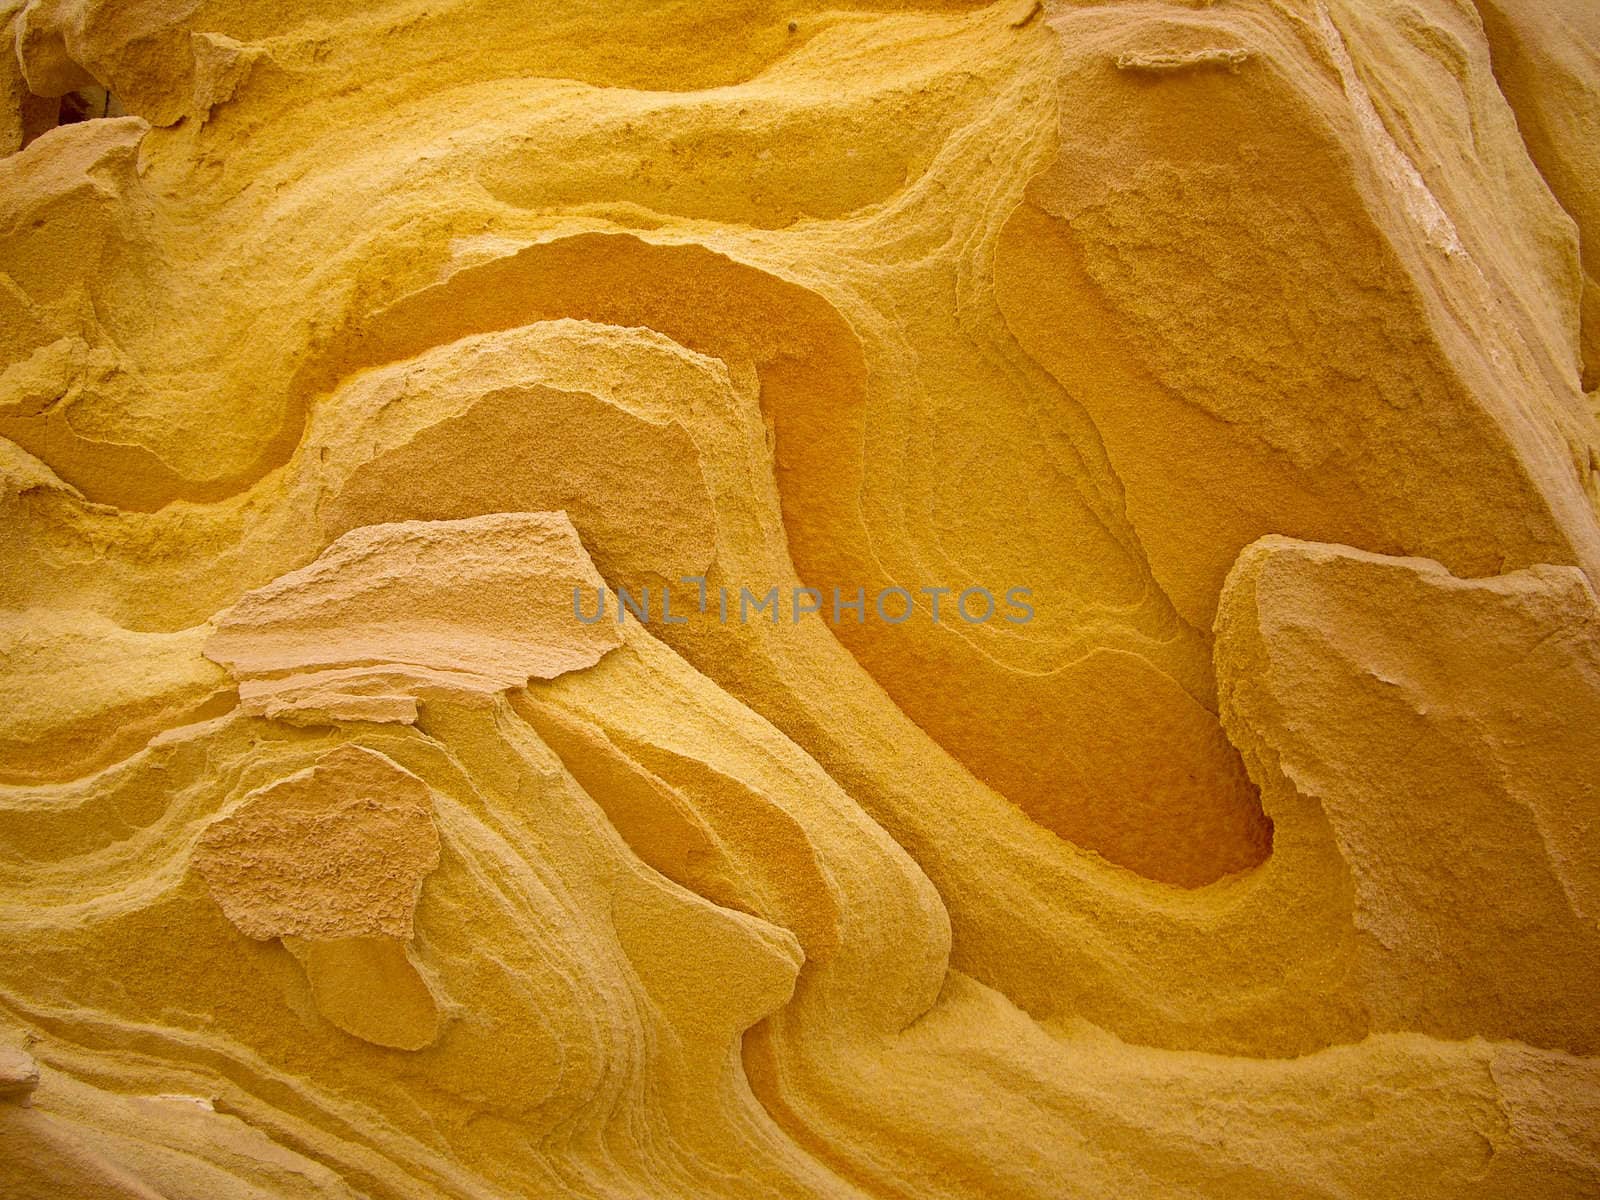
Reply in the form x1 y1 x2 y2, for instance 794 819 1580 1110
1 0 1598 1196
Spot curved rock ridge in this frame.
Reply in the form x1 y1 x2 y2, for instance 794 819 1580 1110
2 0 1600 1196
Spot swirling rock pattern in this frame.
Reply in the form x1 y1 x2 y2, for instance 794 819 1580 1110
2 0 1599 1196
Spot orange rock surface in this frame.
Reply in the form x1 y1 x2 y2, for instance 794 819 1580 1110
2 0 1599 1196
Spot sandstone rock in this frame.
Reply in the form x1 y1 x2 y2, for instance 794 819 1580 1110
203 512 623 721
1 0 1599 1196
0 1044 39 1102
194 745 441 943
1216 537 1600 1052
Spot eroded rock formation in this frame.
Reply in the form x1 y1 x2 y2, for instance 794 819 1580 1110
2 0 1598 1196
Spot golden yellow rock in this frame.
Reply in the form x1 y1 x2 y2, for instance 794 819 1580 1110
204 511 623 723
2 0 1599 1196
193 745 441 942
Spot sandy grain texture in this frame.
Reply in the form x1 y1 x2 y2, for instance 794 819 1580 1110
2 0 1599 1196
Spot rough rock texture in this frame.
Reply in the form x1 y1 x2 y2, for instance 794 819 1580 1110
1 0 1599 1197
204 511 623 723
194 745 442 942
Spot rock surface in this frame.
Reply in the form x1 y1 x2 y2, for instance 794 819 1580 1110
1 0 1599 1196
